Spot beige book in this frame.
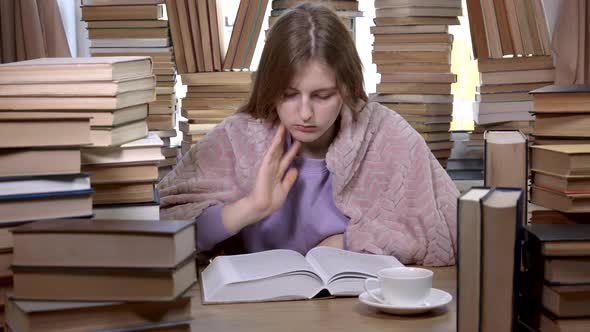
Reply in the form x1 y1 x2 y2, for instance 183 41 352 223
373 43 451 52
427 141 454 151
179 121 216 135
147 114 175 131
376 7 462 17
532 170 590 194
159 156 178 168
5 295 191 332
385 103 453 116
181 108 234 119
13 218 194 268
370 25 448 34
0 89 155 110
83 163 159 184
0 192 93 224
484 130 527 192
479 69 555 85
148 104 174 115
151 129 177 138
0 149 81 177
477 56 554 73
371 94 453 104
273 0 358 10
477 82 550 94
187 84 251 93
8 105 148 127
378 63 451 73
87 27 169 39
375 0 461 8
534 114 590 138
374 16 460 26
476 92 532 102
12 257 196 301
0 76 155 97
82 132 163 166
408 122 450 132
373 51 451 64
480 189 523 332
377 82 451 95
373 33 453 44
93 182 156 205
531 145 590 176
90 38 170 48
161 146 178 158
420 132 452 142
457 188 491 332
432 149 451 159
380 72 456 84
90 120 148 147
531 185 590 213
0 57 152 83
0 114 91 148
87 19 168 29
81 4 164 21
399 114 452 124
181 71 253 86
182 97 244 110
531 84 590 113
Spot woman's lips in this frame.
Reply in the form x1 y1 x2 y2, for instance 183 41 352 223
293 125 317 133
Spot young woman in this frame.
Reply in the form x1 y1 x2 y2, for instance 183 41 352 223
159 3 459 266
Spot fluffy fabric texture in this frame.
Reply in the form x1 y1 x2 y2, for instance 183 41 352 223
159 102 459 266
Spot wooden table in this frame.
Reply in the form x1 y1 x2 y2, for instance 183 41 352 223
189 266 456 332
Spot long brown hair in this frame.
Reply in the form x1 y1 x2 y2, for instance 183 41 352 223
240 2 367 122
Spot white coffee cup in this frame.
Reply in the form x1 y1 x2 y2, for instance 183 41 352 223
363 267 433 306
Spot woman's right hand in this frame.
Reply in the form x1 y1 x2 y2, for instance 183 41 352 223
221 124 301 233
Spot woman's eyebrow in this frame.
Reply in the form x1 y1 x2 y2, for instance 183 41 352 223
286 86 337 92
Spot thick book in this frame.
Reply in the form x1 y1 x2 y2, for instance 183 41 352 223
0 113 91 148
535 114 590 138
93 202 160 221
81 4 164 21
0 148 81 178
531 145 590 177
92 182 157 205
0 76 155 96
0 173 90 197
12 254 197 301
530 185 590 213
5 294 191 332
0 57 152 83
90 120 148 147
0 190 93 224
81 133 164 166
12 219 195 268
201 247 403 304
532 170 590 194
84 163 159 184
531 84 590 113
457 187 492 332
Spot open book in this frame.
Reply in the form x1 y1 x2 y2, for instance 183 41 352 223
201 247 403 304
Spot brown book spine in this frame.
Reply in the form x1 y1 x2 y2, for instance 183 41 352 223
466 0 490 59
493 0 515 55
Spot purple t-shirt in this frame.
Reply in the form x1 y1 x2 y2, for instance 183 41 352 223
196 154 350 255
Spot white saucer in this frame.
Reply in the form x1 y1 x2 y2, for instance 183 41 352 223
358 288 452 315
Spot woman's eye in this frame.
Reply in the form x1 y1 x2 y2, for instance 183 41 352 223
284 93 298 99
316 94 333 100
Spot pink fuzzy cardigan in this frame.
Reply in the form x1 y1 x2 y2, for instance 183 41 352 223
159 102 459 266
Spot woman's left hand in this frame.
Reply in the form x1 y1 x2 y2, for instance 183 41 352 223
317 233 344 249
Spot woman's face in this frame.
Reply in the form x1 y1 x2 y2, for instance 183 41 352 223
276 59 343 150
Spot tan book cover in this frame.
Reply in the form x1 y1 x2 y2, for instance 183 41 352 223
12 218 195 268
0 114 91 148
484 130 528 191
0 192 93 224
380 72 456 84
374 16 460 26
384 103 453 116
87 20 168 29
5 295 191 332
377 82 451 95
532 170 590 194
531 144 590 176
531 84 590 113
477 56 553 73
0 57 152 83
82 133 164 166
84 163 159 184
12 256 197 301
81 4 164 21
90 120 148 147
479 69 555 85
376 7 462 18
531 185 590 213
0 149 81 177
0 89 155 110
0 76 155 97
87 28 169 39
181 71 252 86
534 114 590 138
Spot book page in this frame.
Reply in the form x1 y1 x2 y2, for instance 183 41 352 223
306 247 404 284
210 249 319 284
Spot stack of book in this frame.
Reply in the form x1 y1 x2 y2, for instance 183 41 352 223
370 0 462 168
82 0 179 180
165 0 225 73
84 133 164 220
528 85 590 214
268 0 362 37
466 0 554 150
518 224 590 332
179 71 252 155
457 187 524 332
5 218 196 332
